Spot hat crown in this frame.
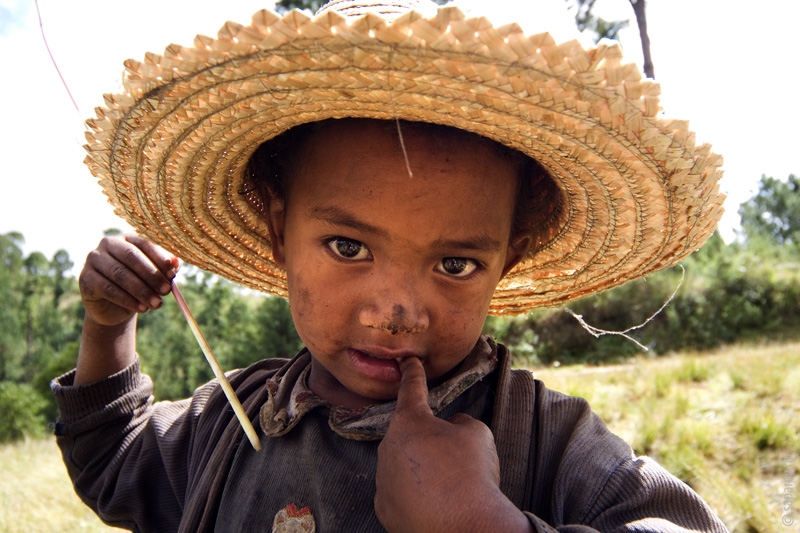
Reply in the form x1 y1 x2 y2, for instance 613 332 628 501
316 0 439 20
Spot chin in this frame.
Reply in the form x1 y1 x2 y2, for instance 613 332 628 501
354 384 401 403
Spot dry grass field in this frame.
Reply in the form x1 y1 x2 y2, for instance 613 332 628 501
533 341 800 532
1 341 798 532
0 438 120 532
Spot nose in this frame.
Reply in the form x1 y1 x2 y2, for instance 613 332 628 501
359 280 429 335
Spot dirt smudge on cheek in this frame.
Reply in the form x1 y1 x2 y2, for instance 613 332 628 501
287 272 314 320
299 287 313 307
293 287 314 319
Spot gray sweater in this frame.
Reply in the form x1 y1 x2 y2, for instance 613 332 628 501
52 340 727 532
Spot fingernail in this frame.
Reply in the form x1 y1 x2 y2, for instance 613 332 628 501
160 283 171 295
138 304 147 313
150 296 162 308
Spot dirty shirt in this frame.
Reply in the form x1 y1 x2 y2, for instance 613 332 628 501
51 337 727 532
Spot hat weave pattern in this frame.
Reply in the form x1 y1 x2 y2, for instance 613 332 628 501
84 0 724 314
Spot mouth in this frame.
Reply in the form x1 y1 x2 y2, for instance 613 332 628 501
347 348 422 382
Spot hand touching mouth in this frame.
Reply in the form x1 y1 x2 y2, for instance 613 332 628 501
347 347 423 382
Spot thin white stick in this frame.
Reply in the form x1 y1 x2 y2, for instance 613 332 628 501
171 280 261 451
564 264 687 352
387 70 413 178
394 117 414 178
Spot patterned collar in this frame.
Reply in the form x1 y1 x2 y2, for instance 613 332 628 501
259 337 498 441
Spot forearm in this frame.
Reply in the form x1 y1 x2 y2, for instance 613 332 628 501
53 362 186 531
74 314 138 386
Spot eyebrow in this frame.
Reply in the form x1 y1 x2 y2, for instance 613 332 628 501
311 206 504 253
430 235 504 253
311 206 389 238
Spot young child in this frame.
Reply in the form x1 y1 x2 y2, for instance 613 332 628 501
54 0 728 531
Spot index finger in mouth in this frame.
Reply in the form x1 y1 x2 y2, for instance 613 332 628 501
395 357 432 416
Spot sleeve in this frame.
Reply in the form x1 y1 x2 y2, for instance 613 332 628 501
520 459 729 532
51 358 215 533
520 384 728 532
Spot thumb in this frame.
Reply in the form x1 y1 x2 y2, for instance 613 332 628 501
394 357 433 417
446 412 476 425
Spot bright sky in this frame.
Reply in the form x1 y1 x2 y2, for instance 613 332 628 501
1 0 798 274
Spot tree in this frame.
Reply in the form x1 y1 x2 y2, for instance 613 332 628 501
276 0 448 14
628 0 654 79
51 249 73 305
237 296 303 363
567 0 654 78
0 382 48 442
135 268 301 400
275 0 327 13
739 174 800 247
23 252 50 361
0 233 25 381
569 0 629 42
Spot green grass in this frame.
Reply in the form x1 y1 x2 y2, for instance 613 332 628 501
2 342 799 532
532 341 800 533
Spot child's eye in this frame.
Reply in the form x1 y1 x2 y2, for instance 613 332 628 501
327 237 371 261
436 257 478 278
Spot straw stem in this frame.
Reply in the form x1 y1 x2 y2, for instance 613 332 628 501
171 280 261 451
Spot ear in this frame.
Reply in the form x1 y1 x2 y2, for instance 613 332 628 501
501 234 532 278
265 195 287 267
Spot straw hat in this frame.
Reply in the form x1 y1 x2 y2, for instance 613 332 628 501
84 0 724 314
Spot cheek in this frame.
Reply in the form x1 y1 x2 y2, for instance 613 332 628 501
433 287 495 345
285 269 319 340
453 274 498 312
286 267 353 342
288 285 312 323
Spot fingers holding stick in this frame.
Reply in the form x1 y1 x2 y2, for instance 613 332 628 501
80 234 179 325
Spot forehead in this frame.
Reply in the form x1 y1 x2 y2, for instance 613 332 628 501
293 119 519 186
285 119 521 241
296 121 514 191
302 118 515 159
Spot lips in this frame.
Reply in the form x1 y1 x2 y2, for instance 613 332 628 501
347 348 420 382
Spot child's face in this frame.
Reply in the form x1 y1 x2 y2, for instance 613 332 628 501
267 121 524 408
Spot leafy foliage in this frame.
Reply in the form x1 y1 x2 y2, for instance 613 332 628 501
0 382 48 442
565 0 654 78
275 0 325 14
739 174 800 246
567 0 629 42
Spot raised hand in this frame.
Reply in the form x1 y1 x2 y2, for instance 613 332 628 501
79 234 178 327
74 234 178 385
375 357 532 533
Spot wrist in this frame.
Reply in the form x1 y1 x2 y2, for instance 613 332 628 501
74 314 138 386
474 488 534 533
445 486 533 533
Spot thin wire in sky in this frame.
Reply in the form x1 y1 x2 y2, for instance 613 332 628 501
34 0 80 114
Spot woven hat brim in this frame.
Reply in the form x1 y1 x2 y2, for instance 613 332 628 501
84 5 725 314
